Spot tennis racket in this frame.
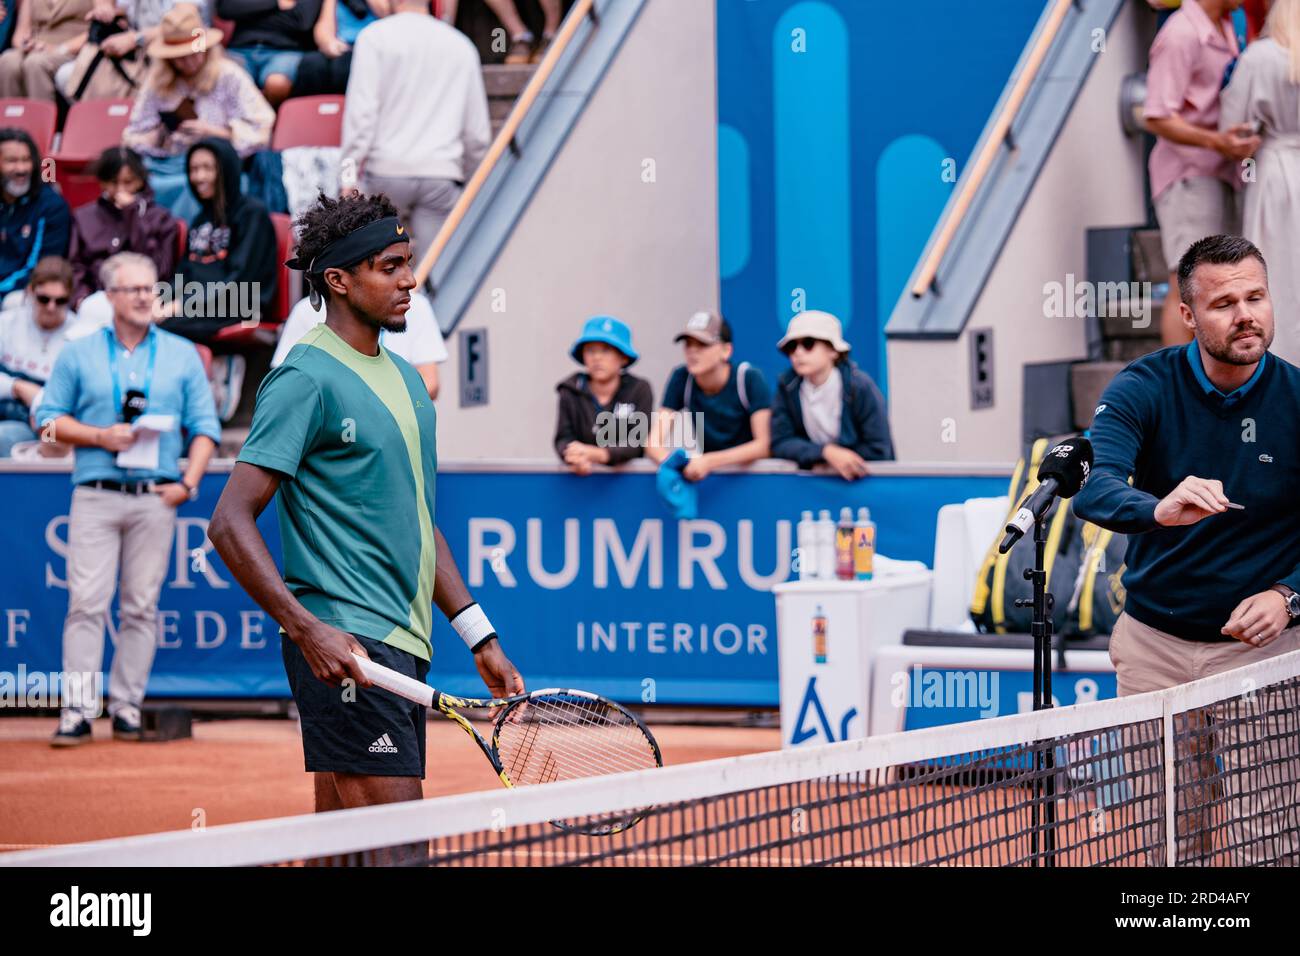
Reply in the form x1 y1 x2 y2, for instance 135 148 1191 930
352 653 663 835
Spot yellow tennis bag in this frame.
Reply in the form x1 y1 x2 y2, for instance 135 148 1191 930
970 437 1127 636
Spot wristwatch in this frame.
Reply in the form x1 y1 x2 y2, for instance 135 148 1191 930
179 480 199 502
1269 584 1300 624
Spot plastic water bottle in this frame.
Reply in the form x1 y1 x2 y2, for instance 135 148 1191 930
835 507 855 580
796 510 818 580
854 506 876 581
812 604 828 664
816 509 835 580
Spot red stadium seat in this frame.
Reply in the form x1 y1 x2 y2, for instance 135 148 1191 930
213 16 237 47
210 212 292 348
0 98 57 155
271 95 345 150
50 99 136 210
53 99 134 164
194 343 214 378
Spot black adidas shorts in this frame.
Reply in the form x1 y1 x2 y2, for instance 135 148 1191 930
282 633 429 777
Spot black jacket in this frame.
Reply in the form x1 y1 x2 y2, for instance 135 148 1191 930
217 0 323 51
554 371 654 465
770 360 894 467
161 137 277 344
0 178 71 296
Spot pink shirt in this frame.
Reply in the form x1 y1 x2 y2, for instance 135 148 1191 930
1144 1 1240 200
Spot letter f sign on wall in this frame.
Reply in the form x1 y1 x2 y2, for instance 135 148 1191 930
459 328 489 407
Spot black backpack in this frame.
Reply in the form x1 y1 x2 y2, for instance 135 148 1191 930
970 437 1127 637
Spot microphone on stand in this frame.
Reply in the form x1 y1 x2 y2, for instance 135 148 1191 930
998 438 1093 554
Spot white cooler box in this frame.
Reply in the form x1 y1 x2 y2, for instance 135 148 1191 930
773 569 931 749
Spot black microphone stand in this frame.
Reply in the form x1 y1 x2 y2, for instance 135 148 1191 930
1014 507 1057 867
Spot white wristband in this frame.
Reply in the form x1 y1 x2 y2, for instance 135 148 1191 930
451 603 496 651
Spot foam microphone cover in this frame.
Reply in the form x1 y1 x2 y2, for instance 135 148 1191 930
1035 437 1093 498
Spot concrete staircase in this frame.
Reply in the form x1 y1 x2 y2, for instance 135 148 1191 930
1068 227 1168 430
484 64 537 139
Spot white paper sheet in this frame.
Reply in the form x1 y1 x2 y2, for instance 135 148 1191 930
115 414 176 471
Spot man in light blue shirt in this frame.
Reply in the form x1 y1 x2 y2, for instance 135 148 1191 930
35 252 220 747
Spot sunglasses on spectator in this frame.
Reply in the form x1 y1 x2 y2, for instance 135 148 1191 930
108 286 155 298
35 294 70 306
781 337 829 356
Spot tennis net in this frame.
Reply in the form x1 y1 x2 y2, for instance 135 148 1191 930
5 649 1299 867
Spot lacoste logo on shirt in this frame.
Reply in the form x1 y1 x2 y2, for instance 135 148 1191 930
369 733 398 754
1260 454 1274 463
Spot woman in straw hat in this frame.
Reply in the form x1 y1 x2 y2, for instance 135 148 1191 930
123 3 274 216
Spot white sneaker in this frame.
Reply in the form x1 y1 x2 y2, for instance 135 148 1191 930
51 711 93 747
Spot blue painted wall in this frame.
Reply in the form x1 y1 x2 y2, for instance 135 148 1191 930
716 0 1045 392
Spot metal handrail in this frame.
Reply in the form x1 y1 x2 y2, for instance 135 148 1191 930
909 0 1075 299
413 0 597 288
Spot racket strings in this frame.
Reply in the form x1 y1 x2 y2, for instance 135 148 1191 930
496 694 658 787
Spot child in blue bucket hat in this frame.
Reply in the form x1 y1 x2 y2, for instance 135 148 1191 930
554 316 654 475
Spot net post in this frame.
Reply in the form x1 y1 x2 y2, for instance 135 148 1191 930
1163 702 1176 867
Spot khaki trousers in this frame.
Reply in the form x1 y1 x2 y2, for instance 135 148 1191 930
1110 612 1300 865
0 48 72 101
61 486 177 719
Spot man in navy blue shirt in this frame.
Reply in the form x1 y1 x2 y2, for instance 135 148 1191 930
1073 234 1299 864
36 252 220 747
0 128 70 300
648 310 771 482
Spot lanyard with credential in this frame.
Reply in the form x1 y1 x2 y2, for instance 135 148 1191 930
105 326 157 421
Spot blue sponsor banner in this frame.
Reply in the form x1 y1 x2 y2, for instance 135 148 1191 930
0 465 1006 706
901 667 1119 731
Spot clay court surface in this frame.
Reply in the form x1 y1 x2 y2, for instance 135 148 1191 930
0 716 779 852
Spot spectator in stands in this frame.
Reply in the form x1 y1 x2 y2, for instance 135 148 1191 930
0 128 71 305
554 315 653 475
341 0 490 264
440 0 563 63
0 257 83 456
123 3 275 215
293 0 381 96
160 137 275 419
1144 0 1261 346
35 251 219 747
218 0 323 107
647 310 771 481
162 138 276 339
0 0 93 101
1221 0 1300 364
769 310 893 480
69 147 180 330
56 0 214 103
272 289 448 398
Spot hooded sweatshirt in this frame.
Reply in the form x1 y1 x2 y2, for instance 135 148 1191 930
160 138 277 343
554 371 654 465
68 188 179 307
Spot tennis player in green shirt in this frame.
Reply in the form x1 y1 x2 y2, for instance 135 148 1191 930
208 193 523 811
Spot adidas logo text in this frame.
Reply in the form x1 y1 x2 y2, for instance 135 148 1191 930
369 733 398 754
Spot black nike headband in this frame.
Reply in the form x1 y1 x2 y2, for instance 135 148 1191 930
285 217 410 275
